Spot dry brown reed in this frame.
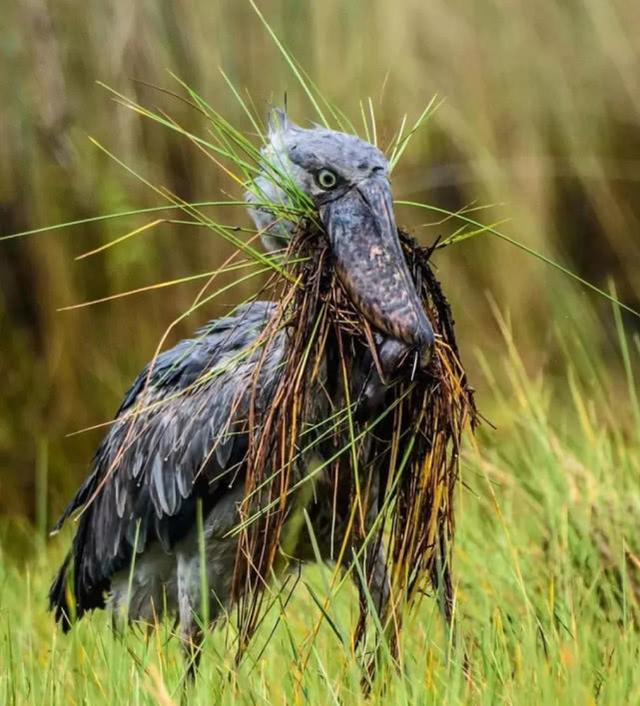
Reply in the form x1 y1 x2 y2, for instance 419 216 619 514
228 222 477 664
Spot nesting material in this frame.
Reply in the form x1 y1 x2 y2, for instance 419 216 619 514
231 222 478 658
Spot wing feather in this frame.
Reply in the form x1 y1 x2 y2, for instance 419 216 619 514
49 301 282 623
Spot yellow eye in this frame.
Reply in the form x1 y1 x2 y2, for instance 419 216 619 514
316 168 338 190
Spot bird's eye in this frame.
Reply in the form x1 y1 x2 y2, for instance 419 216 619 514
316 168 338 190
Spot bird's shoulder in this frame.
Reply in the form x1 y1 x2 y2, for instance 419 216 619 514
52 300 279 556
117 300 277 413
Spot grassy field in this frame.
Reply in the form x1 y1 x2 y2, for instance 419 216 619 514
2 311 638 706
2 2 640 704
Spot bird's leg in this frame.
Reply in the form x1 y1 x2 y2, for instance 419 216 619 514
430 526 471 680
178 595 204 681
344 533 391 650
176 552 206 681
342 533 398 695
177 627 203 706
176 534 236 682
182 625 204 681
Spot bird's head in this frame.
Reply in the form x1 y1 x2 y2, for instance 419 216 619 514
246 109 434 370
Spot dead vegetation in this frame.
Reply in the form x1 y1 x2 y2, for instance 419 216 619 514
228 223 477 665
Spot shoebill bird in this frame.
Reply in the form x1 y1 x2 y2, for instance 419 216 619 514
49 110 435 670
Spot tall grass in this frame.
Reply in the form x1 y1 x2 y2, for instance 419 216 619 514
1 3 639 702
1 312 638 705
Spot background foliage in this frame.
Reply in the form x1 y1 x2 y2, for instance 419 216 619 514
1 0 639 519
1 2 640 703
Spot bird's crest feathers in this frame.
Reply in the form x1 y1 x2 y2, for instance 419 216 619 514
267 107 292 137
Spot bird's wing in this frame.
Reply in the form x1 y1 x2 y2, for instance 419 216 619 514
51 301 282 618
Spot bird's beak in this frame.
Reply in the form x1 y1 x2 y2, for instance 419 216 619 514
318 176 434 369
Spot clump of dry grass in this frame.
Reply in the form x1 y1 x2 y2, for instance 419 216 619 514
229 221 477 666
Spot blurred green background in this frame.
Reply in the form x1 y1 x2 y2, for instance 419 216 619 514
1 0 639 523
